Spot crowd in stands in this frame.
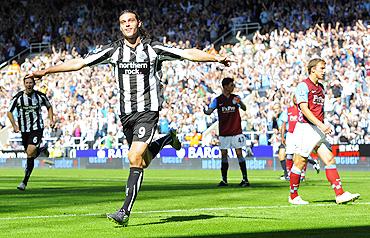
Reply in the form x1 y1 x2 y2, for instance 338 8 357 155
1 0 369 62
0 1 369 155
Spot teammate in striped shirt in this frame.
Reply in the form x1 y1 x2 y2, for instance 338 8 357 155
27 10 230 226
7 77 54 191
289 58 360 205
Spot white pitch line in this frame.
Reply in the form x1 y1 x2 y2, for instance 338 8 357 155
1 176 370 182
1 202 369 221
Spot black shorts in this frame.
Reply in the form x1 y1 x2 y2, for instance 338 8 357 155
120 111 158 147
21 129 43 149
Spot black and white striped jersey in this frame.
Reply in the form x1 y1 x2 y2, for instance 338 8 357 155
8 90 52 132
82 38 184 115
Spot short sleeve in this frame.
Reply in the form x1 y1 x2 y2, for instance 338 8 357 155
8 95 18 112
83 43 117 67
209 98 218 109
151 42 184 61
41 94 52 108
295 82 309 105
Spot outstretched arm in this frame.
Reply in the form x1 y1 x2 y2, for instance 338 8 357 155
26 58 87 79
180 48 231 66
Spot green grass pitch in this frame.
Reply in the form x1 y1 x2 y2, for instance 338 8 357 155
0 168 369 238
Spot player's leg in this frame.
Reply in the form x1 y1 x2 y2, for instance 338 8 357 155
145 129 181 168
288 122 319 205
307 154 320 174
107 112 151 226
300 163 307 181
218 149 229 186
278 145 288 180
233 134 250 187
317 142 360 204
286 154 293 177
218 136 230 186
18 144 37 191
18 131 42 191
143 111 181 168
285 132 294 178
235 148 250 187
107 141 147 226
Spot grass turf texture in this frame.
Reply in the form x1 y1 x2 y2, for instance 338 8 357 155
0 169 369 238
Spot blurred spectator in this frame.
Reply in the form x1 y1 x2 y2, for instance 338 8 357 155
185 129 202 147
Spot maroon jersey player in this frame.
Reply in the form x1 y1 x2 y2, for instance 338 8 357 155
289 58 360 205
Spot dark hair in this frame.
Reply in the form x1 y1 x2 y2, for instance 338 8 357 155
23 77 35 84
119 9 150 39
221 77 234 87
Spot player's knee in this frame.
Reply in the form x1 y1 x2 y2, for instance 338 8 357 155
235 149 243 158
293 154 307 167
128 150 143 166
325 156 336 166
27 148 37 157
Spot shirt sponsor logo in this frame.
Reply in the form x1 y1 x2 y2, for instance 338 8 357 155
20 105 39 112
118 62 149 75
221 105 236 113
312 95 324 105
289 115 298 121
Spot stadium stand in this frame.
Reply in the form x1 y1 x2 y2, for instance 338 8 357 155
0 0 369 154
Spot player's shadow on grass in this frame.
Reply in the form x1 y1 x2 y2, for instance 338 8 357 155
172 225 370 238
311 199 336 203
124 214 277 227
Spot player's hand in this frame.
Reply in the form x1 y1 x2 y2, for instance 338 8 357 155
50 120 55 129
12 125 20 133
233 96 241 104
25 69 48 80
215 55 231 67
319 124 332 135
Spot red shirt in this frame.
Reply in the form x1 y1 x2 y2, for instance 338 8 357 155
296 78 325 123
215 94 242 136
287 105 299 133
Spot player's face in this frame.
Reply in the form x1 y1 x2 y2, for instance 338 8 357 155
224 82 235 93
314 62 326 80
24 78 35 94
119 12 141 39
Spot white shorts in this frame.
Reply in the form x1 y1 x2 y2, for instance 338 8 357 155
293 122 329 157
219 134 246 150
285 132 295 154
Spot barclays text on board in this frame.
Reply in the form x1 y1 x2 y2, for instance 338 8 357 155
1 145 370 170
